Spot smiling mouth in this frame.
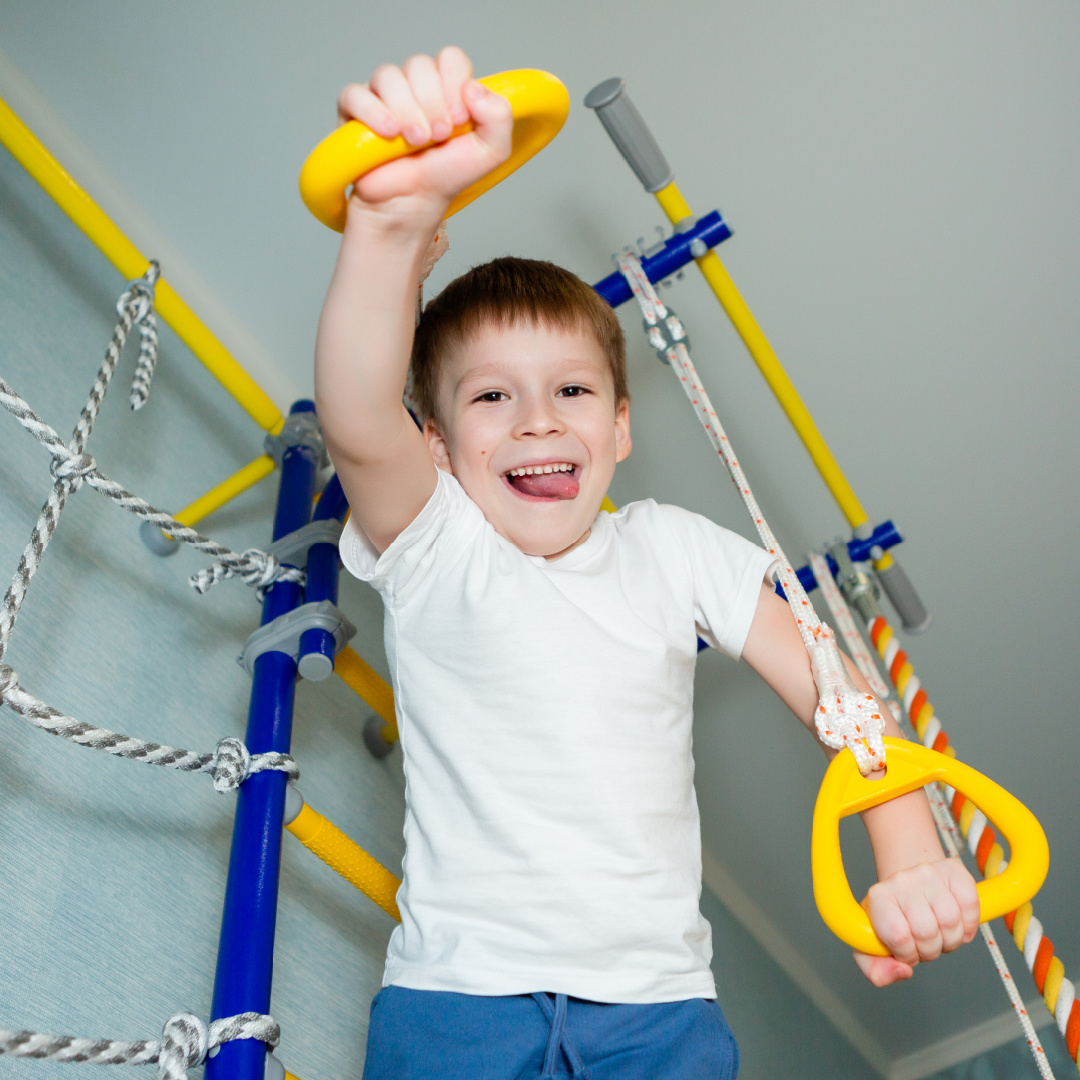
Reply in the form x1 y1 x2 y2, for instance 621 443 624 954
503 462 580 500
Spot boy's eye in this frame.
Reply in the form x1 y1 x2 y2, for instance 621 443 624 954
474 391 508 403
558 385 589 397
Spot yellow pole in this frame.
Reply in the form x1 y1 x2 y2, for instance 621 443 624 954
173 454 277 528
654 182 868 530
0 94 284 435
286 802 401 920
334 645 398 743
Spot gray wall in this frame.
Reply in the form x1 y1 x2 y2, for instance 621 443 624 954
0 139 875 1079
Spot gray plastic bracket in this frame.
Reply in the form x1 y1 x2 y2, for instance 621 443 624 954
264 411 328 469
239 599 356 678
266 519 343 568
829 540 882 625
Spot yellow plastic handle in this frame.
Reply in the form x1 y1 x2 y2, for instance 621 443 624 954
812 737 1049 956
299 69 570 231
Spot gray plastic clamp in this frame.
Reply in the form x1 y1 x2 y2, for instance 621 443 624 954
829 540 882 625
239 599 356 679
264 410 328 469
266 519 343 567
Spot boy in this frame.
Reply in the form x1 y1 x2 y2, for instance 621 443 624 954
315 46 978 1080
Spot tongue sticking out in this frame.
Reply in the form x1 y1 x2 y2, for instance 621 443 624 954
507 470 580 500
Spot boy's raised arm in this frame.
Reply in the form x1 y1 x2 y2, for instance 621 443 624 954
314 48 512 553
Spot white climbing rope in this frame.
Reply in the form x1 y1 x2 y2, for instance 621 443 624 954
616 252 886 775
808 551 892 703
808 549 1056 1077
0 1010 280 1080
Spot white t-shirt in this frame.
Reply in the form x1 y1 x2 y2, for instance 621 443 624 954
340 469 775 1003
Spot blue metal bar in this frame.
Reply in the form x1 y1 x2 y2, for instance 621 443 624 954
207 400 319 1080
299 474 350 671
591 210 732 307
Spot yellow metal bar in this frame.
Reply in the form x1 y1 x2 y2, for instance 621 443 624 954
173 454 276 528
0 94 285 435
654 181 868 529
286 802 401 920
334 645 398 743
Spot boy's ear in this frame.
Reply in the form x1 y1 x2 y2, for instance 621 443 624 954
424 417 454 473
614 398 632 463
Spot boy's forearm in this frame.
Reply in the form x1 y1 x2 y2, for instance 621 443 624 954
858 712 946 881
844 658 948 879
314 212 439 464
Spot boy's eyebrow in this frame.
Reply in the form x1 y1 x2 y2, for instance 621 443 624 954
453 357 610 394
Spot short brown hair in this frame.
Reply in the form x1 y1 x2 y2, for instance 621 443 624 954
411 256 627 424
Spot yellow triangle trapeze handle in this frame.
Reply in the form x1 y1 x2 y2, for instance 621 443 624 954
299 69 570 231
811 737 1049 956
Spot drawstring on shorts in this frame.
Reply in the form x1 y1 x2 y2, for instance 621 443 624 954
531 993 590 1079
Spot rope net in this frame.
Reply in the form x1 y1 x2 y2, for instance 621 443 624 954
0 266 295 1073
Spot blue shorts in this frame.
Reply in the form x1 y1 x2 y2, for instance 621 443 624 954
362 986 739 1080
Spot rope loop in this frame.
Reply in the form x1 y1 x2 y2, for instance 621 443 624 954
117 262 161 324
157 1014 207 1080
211 737 252 793
155 1010 279 1080
210 738 299 792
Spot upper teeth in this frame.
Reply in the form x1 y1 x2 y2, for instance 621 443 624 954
507 463 574 476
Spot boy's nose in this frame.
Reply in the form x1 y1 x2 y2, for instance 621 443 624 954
513 397 565 438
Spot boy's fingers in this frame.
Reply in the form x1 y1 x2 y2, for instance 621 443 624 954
900 893 944 962
950 862 982 941
929 889 965 953
370 63 431 147
461 79 514 161
437 46 473 126
402 53 453 143
337 83 400 137
853 950 914 988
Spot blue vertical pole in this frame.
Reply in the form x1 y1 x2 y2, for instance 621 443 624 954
206 401 319 1080
297 474 349 673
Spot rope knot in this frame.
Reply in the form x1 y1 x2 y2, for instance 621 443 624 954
50 452 96 486
239 550 284 590
157 1013 208 1080
211 737 251 793
0 663 18 697
810 625 887 775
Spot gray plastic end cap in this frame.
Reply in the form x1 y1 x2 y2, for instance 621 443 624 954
297 651 334 682
584 77 625 111
139 520 179 557
264 1052 286 1080
363 713 395 759
283 785 304 826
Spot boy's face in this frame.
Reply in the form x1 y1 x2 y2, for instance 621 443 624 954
424 321 631 558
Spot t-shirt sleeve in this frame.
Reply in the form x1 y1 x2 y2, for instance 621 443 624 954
338 468 481 601
657 503 778 659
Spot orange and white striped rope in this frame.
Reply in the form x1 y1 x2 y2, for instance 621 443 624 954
810 554 1057 1076
867 614 1076 1073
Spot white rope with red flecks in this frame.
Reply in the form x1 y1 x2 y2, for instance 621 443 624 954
808 550 1057 1078
616 253 885 775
